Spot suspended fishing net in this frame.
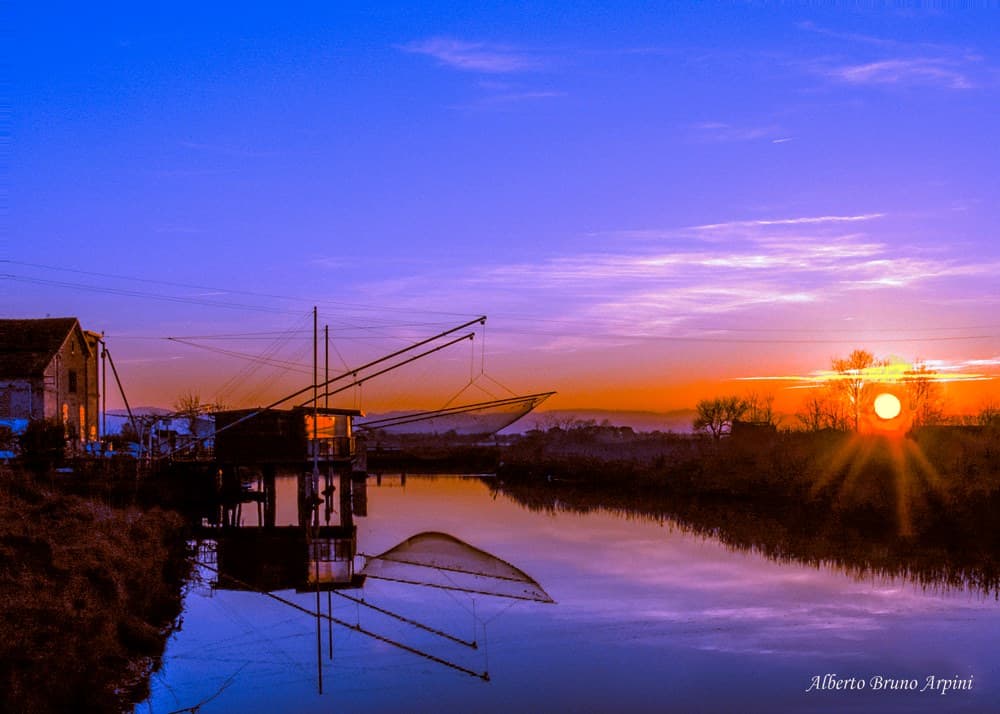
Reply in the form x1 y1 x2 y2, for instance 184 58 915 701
361 532 553 603
356 392 554 438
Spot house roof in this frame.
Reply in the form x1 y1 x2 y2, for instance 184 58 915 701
0 317 84 378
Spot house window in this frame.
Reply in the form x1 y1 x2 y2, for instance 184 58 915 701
68 370 78 393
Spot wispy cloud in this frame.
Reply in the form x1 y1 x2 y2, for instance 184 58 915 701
798 20 962 54
828 58 974 89
584 228 701 243
841 256 1000 289
797 21 990 92
925 356 1000 373
351 212 993 351
473 90 566 105
401 37 539 73
452 226 910 343
694 214 885 231
689 122 781 143
310 256 358 270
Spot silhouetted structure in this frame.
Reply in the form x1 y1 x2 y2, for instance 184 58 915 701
730 419 777 441
214 407 361 466
0 317 101 443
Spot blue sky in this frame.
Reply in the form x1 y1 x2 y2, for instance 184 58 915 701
4 2 1000 411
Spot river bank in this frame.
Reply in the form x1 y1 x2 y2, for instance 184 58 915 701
493 426 1000 595
0 464 190 713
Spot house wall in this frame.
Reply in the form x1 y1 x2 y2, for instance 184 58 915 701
40 327 100 442
0 379 40 419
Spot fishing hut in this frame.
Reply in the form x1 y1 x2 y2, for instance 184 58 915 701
207 405 367 591
214 406 362 470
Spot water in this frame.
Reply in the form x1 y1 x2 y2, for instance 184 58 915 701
145 475 999 712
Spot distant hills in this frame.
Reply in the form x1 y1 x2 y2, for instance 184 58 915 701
519 408 699 434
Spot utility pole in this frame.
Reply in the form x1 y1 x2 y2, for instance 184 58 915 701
313 306 319 480
104 346 137 443
101 333 107 440
312 306 323 694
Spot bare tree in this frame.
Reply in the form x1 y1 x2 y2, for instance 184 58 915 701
905 362 945 427
797 389 850 431
173 392 224 417
797 393 828 432
173 392 224 455
977 401 1000 427
537 414 586 432
830 349 884 431
693 396 748 440
744 391 777 426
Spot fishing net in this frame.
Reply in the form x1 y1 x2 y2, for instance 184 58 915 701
356 392 553 438
361 532 553 602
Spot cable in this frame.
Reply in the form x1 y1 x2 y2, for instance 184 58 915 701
1 273 300 314
488 326 997 345
330 590 477 649
481 321 487 376
193 559 488 680
1 260 479 318
166 338 313 374
482 373 519 398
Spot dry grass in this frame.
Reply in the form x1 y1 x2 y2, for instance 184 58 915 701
0 467 189 713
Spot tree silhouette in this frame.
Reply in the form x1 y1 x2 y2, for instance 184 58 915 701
744 391 777 426
830 349 885 431
905 362 944 427
172 392 223 456
693 396 748 440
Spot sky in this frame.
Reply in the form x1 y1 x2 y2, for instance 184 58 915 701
4 2 1000 415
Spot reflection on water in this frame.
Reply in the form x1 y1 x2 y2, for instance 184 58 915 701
364 531 553 603
493 479 1000 599
147 475 1000 713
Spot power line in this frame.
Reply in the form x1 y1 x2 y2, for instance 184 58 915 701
485 312 1000 336
6 262 994 346
489 327 997 345
1 274 302 314
1 260 478 318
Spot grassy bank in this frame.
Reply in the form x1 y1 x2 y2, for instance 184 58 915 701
367 444 500 473
493 426 1000 594
0 465 190 713
499 427 1000 524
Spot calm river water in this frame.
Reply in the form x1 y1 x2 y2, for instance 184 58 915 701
144 475 999 713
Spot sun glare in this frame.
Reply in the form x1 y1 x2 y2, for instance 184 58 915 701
873 392 901 420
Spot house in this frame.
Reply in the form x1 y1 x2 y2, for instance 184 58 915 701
730 419 778 441
0 317 101 444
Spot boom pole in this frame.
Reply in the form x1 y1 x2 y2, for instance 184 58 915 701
302 333 475 405
298 315 486 407
159 316 486 458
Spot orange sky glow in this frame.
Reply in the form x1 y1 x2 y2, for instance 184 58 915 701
5 8 999 421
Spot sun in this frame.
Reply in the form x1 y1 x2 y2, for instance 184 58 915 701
861 387 911 437
873 392 902 420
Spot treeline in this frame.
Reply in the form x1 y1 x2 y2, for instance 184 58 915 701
690 349 998 439
491 472 1000 597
